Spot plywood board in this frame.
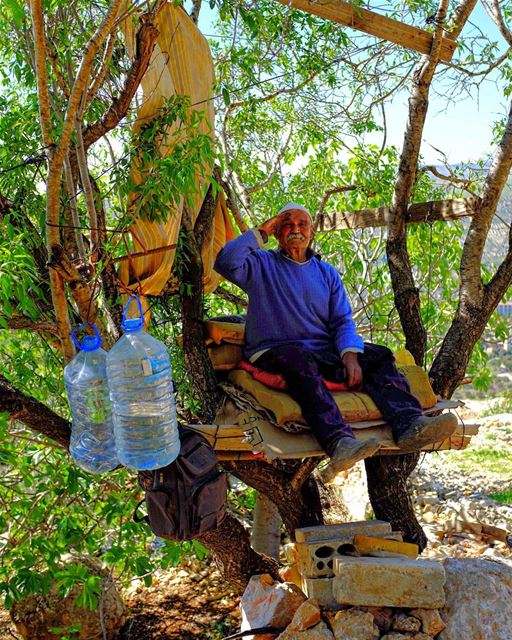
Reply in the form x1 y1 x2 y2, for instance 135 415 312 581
273 0 457 62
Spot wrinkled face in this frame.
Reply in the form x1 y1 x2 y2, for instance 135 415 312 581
276 210 314 254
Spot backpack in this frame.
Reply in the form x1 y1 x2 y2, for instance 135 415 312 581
134 426 228 541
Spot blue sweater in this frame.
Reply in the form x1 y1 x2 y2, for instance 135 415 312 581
214 230 364 360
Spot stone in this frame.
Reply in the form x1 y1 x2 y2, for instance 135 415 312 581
281 563 303 590
302 577 339 610
292 599 322 630
380 634 411 639
277 600 334 640
10 556 125 640
392 614 421 633
438 558 512 640
363 607 394 632
413 634 434 640
409 608 445 636
295 520 392 543
333 557 446 609
330 608 380 640
240 574 307 640
277 621 334 640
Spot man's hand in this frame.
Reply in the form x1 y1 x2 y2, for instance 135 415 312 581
342 351 363 389
258 212 287 239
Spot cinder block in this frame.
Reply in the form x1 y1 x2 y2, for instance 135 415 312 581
301 576 340 610
295 520 392 543
333 557 446 609
295 521 397 578
353 535 418 558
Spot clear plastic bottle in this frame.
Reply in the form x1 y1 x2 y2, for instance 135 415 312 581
64 323 119 474
106 296 180 470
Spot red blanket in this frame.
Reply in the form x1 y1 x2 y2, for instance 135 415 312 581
237 360 349 392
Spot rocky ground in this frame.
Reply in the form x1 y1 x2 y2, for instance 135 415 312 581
1 401 510 639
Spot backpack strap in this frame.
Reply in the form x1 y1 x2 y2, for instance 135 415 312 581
133 498 150 525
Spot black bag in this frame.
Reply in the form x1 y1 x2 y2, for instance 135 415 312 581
134 426 228 540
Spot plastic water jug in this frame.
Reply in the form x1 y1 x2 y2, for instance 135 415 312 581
106 296 180 470
64 323 119 474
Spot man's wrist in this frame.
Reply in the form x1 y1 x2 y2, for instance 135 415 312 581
340 348 363 360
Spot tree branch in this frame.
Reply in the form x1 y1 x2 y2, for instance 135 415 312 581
482 0 512 46
317 184 357 217
0 374 71 449
28 0 53 147
219 176 249 233
82 17 160 150
386 0 467 365
215 285 248 309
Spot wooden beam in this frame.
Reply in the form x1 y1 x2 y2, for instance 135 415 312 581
315 196 481 232
272 0 457 63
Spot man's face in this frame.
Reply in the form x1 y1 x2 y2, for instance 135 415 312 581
276 210 314 254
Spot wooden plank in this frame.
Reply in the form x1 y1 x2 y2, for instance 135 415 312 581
315 197 481 232
273 0 457 62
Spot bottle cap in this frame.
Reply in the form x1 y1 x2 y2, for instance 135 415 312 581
121 295 145 333
70 323 102 351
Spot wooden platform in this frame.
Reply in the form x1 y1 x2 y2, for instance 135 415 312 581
186 400 478 462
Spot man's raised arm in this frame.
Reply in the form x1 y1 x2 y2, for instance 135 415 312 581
213 213 286 290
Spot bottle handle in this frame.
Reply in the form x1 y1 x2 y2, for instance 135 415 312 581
121 295 145 332
70 323 102 351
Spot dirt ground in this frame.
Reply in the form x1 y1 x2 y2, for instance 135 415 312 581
0 561 242 640
117 562 241 640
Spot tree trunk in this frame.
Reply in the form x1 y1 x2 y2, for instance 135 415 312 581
179 192 222 422
365 453 427 550
198 514 280 591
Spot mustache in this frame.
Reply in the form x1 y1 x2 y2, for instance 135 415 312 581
287 233 305 241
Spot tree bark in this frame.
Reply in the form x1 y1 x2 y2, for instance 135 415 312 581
430 98 512 397
179 187 222 422
365 453 427 550
387 0 450 367
198 514 280 591
0 374 71 448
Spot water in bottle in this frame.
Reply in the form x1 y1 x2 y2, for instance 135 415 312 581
106 296 180 470
64 323 119 474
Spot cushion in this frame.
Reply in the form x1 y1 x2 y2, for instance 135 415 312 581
237 360 349 392
208 343 244 370
204 320 245 346
228 364 437 426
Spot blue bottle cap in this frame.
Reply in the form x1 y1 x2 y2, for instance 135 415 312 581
70 323 102 351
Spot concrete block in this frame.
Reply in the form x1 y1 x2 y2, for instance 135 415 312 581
296 523 400 578
332 557 446 609
301 577 340 610
295 520 392 544
353 535 418 558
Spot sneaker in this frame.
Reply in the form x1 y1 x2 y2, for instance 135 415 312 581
320 436 381 483
396 413 458 452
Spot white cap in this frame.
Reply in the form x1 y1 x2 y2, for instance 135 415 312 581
277 202 312 217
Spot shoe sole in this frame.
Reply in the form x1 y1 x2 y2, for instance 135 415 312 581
320 439 381 483
397 413 457 453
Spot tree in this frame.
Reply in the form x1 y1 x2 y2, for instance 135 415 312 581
0 0 511 609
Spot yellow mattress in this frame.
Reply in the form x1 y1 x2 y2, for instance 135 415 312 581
227 364 437 426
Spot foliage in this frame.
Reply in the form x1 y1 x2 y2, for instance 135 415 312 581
0 0 511 615
487 489 512 505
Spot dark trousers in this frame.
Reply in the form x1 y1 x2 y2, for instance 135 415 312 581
254 343 423 456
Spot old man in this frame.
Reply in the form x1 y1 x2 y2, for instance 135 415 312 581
214 203 457 480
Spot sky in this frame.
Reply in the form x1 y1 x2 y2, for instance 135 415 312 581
195 1 510 165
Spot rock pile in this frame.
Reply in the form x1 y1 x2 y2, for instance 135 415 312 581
241 557 512 640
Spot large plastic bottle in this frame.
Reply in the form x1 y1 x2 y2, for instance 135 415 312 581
64 323 119 474
106 296 180 470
